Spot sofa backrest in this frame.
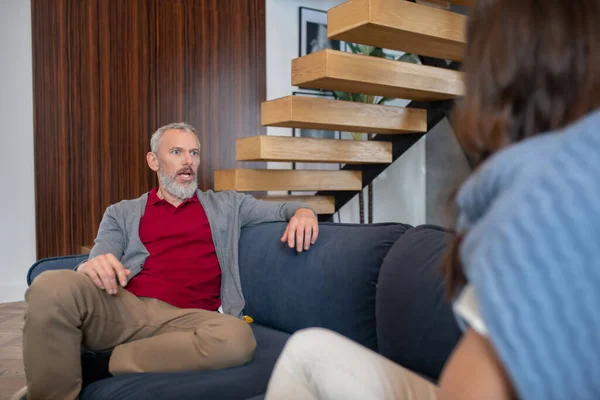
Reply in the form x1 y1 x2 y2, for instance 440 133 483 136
239 221 410 351
26 221 461 380
376 225 462 381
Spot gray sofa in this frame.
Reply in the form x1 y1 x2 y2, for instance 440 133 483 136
27 222 462 399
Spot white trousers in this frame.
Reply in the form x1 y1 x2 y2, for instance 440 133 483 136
265 328 439 400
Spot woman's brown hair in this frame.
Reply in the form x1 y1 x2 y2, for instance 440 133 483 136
442 0 600 296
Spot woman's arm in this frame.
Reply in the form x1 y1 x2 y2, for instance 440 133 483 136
439 329 517 400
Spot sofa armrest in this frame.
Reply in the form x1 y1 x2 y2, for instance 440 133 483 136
27 254 89 285
376 225 461 381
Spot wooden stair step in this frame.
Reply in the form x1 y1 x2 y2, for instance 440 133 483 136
257 195 335 215
214 169 362 191
448 0 473 5
328 0 466 61
237 135 392 164
416 0 452 10
261 96 426 134
292 49 463 101
417 0 473 9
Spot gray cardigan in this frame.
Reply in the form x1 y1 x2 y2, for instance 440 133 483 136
86 189 313 317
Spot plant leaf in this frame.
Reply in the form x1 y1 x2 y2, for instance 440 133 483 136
397 52 420 64
358 45 375 55
333 91 352 101
370 47 386 58
347 42 360 54
352 132 364 141
351 93 365 102
376 96 393 105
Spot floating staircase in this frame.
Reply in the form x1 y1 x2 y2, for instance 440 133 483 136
214 0 466 216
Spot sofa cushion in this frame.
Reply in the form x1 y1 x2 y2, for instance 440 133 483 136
376 225 462 381
240 221 410 351
79 324 289 400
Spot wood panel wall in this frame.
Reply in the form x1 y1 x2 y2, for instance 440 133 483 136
32 0 266 259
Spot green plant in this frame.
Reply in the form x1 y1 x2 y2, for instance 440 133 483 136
333 44 419 140
332 44 420 223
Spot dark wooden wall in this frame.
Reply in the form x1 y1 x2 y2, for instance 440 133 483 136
32 0 266 259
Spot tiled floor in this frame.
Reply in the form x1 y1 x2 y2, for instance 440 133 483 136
0 302 26 400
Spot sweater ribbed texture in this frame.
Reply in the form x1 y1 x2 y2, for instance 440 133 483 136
456 110 600 400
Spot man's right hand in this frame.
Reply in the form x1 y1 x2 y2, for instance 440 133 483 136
77 253 131 295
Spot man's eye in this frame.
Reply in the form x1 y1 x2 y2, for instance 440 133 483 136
172 149 180 155
191 151 199 157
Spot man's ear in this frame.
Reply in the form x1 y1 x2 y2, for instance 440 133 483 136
147 152 159 172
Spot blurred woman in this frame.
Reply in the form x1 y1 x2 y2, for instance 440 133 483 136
265 0 600 399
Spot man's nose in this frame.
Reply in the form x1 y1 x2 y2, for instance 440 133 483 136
183 152 192 165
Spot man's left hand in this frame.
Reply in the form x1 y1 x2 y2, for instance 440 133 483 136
281 208 319 252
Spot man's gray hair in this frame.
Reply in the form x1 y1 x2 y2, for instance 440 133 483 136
150 122 199 153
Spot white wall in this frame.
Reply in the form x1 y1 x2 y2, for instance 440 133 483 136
265 0 426 225
426 118 471 227
265 0 347 163
339 136 426 225
0 0 36 302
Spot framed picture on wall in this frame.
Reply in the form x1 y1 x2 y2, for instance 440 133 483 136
299 7 344 58
290 91 341 196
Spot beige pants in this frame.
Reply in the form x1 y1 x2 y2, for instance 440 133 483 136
265 328 438 400
23 270 256 400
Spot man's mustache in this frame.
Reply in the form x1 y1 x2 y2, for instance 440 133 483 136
176 167 195 176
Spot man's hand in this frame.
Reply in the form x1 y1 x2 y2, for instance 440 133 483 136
281 208 319 252
77 253 131 295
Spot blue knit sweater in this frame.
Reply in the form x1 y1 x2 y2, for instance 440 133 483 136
455 109 600 400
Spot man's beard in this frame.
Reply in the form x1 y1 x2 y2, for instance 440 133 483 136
158 166 198 200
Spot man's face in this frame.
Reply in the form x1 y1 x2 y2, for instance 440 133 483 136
150 129 201 200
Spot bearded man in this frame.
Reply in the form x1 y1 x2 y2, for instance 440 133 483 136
17 122 319 400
